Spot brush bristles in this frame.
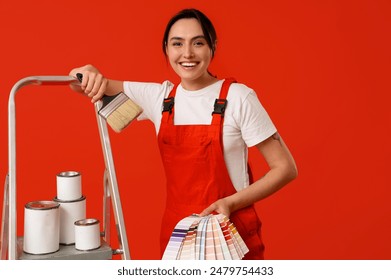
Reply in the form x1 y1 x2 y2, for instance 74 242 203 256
106 99 143 133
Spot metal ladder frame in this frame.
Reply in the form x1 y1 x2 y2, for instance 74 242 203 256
0 76 130 260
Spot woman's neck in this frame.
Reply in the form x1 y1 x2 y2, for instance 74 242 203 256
180 73 218 91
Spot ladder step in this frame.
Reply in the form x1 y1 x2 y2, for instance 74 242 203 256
17 237 113 260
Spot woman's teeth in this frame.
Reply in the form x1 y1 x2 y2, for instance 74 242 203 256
180 62 197 67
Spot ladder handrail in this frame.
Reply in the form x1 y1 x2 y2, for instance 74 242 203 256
95 103 130 259
8 76 79 259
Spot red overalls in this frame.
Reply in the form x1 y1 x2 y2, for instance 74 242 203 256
158 79 265 259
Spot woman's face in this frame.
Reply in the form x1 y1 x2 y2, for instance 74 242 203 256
166 18 214 90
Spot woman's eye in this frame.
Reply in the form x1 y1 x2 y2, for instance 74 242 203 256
194 41 204 46
172 42 182 47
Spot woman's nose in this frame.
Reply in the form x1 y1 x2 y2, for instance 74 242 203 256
183 44 194 58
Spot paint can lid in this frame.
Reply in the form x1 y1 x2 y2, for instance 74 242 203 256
25 200 60 210
57 171 80 177
74 218 100 226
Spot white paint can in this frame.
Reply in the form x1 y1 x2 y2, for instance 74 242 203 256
56 171 82 201
23 201 60 255
74 218 101 251
53 196 86 245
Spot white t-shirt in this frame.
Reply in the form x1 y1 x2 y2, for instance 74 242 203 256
123 79 277 191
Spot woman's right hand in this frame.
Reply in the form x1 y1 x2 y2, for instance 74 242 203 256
69 64 109 103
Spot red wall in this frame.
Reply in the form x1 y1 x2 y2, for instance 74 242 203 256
0 0 390 260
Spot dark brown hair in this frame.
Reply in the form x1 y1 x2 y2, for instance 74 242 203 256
162 8 217 58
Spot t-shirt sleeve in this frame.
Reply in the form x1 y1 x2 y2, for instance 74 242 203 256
122 80 173 124
238 89 277 147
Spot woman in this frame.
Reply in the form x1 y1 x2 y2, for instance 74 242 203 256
69 8 297 260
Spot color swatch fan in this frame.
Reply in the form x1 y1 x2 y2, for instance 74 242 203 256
162 214 249 260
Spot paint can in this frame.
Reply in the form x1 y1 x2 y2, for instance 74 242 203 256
53 196 86 245
74 218 101 251
23 200 60 255
56 171 82 201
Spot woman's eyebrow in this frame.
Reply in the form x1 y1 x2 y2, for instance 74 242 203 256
169 35 206 41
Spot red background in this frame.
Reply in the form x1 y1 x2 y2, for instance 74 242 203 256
0 0 390 260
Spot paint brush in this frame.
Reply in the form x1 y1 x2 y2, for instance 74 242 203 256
76 73 143 133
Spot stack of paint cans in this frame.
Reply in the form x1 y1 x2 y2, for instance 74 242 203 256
54 171 86 246
23 171 100 255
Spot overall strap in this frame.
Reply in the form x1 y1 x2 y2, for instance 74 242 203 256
161 84 178 124
211 78 237 125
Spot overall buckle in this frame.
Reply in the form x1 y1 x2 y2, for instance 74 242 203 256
162 97 175 113
212 99 228 117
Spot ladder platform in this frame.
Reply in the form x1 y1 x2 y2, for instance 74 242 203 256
17 237 113 260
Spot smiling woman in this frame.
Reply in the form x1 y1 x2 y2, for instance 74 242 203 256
68 8 297 260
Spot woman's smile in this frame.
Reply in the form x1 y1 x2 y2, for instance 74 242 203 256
179 61 199 69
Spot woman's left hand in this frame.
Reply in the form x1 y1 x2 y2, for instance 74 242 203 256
198 198 233 217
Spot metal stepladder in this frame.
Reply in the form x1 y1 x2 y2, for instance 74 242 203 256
0 76 130 260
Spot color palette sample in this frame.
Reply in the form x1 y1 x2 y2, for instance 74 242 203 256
162 214 249 260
